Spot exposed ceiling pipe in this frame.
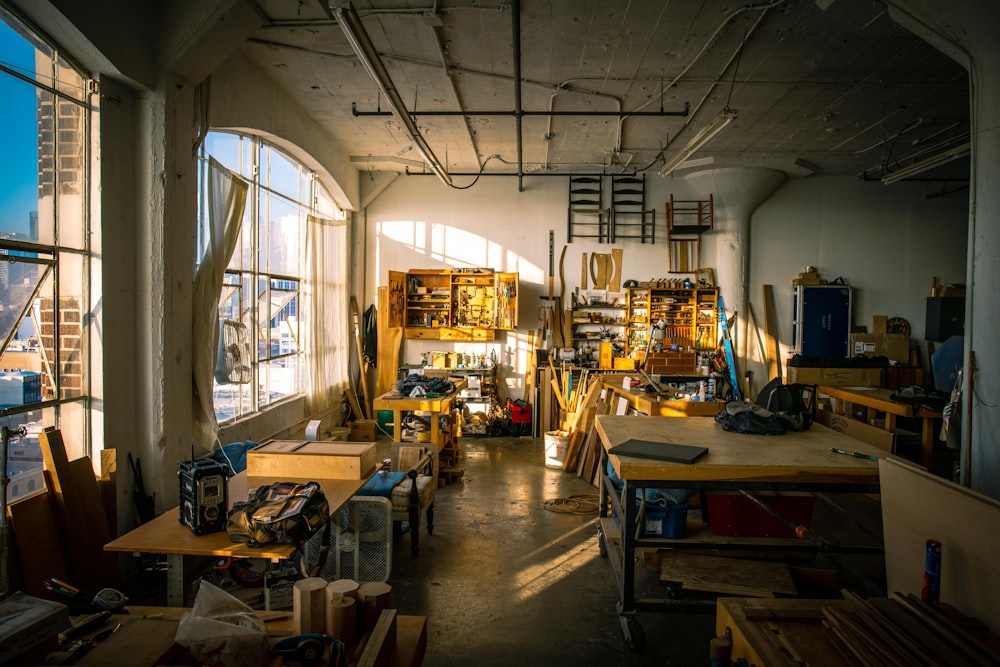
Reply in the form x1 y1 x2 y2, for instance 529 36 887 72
429 23 481 169
511 0 524 191
351 107 684 118
326 1 452 186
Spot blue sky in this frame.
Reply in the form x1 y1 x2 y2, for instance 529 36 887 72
0 19 39 236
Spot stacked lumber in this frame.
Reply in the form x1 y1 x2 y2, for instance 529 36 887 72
554 372 617 487
821 591 1000 666
8 427 120 595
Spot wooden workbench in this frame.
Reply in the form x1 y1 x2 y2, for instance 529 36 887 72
594 414 883 652
601 380 723 417
28 605 426 667
105 473 369 606
817 384 941 470
373 378 467 479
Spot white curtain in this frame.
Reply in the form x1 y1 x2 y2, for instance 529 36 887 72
192 158 249 450
305 214 350 415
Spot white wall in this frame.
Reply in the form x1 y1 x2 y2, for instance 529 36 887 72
363 172 968 401
750 176 968 386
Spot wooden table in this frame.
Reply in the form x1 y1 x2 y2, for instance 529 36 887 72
602 380 723 417
31 605 426 667
105 474 369 606
374 378 467 479
817 384 941 470
594 414 883 652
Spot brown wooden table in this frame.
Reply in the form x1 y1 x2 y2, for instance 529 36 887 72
105 474 369 606
817 384 941 470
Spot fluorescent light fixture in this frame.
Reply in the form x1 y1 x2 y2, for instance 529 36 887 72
880 141 970 185
332 3 452 186
659 108 737 176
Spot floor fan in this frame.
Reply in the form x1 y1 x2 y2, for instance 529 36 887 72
215 319 252 384
303 496 393 583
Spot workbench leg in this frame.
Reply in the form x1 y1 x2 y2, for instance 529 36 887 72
166 553 185 607
921 419 935 471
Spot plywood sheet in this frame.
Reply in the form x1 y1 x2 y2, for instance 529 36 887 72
660 552 796 597
880 455 1000 632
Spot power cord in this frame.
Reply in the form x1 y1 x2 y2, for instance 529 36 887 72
543 494 600 515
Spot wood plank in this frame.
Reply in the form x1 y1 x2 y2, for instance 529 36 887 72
357 608 398 667
879 455 1000 633
8 489 70 597
762 285 780 382
376 286 403 398
40 428 121 591
660 551 796 597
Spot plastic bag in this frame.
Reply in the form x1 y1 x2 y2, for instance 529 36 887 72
175 580 268 667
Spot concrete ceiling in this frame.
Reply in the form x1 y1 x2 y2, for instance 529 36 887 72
242 0 970 185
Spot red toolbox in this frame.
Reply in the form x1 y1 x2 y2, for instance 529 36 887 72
705 492 815 539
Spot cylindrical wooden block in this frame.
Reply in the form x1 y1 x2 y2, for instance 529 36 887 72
326 578 360 601
357 581 392 632
326 592 357 645
293 576 328 635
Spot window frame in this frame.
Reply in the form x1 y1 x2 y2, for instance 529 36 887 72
0 7 96 502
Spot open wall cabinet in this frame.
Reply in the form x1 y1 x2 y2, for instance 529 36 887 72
388 269 519 340
625 285 719 357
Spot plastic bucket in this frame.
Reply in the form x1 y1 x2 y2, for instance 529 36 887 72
544 430 570 469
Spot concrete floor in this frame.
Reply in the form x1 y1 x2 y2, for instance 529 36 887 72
381 435 886 667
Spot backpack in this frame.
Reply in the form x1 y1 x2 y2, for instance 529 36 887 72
226 481 329 547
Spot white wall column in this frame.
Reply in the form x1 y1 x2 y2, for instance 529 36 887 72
682 167 786 397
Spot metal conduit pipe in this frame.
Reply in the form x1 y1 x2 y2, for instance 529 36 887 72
327 1 452 186
512 0 524 190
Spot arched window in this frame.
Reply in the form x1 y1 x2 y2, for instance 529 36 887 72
198 131 344 423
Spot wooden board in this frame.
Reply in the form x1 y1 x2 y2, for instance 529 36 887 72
357 608 398 667
762 285 780 381
7 489 70 597
660 552 797 597
880 455 1000 633
40 428 121 591
376 285 403 398
814 406 895 452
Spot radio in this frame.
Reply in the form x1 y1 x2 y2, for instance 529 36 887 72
178 454 229 536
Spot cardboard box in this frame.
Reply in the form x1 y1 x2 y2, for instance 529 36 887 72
850 333 909 363
349 419 378 442
599 342 613 369
872 315 888 334
247 440 377 481
0 593 71 664
786 366 882 386
613 357 636 370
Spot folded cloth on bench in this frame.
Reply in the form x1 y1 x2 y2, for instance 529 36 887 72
357 471 407 497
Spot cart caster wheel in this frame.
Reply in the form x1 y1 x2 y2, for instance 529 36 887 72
619 615 645 653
